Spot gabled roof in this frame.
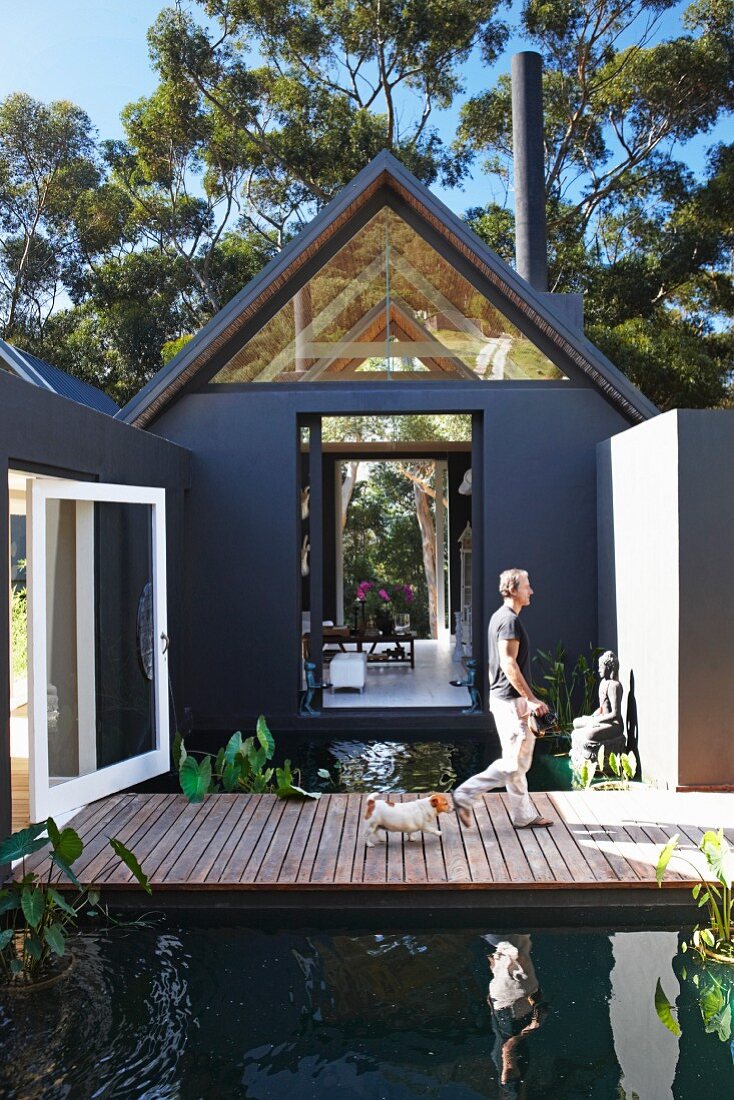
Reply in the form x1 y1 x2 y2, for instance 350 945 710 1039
119 150 657 427
0 339 119 415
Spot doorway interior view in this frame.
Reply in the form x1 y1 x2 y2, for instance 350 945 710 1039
301 414 475 709
7 468 170 830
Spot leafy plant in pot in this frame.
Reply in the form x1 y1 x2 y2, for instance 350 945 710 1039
0 819 150 988
656 828 733 964
174 715 320 802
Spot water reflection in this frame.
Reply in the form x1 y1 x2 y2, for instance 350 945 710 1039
484 935 548 1098
0 923 731 1098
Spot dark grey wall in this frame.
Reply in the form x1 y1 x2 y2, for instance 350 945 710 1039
0 372 191 837
151 381 631 731
678 412 734 787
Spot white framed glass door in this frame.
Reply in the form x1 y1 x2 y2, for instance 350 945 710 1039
27 479 169 819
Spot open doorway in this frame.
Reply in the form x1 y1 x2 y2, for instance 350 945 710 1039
8 470 30 831
301 415 475 709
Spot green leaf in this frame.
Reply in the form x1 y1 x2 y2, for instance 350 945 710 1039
87 889 100 907
275 759 320 800
700 927 716 947
0 822 48 864
608 751 620 777
21 887 44 928
692 883 701 899
108 837 151 895
52 853 81 888
655 978 681 1037
698 891 711 908
24 934 42 961
0 928 14 952
317 768 331 780
656 834 680 886
625 752 637 779
172 732 186 769
224 731 244 767
46 818 61 848
596 745 605 772
48 887 77 917
51 827 83 866
700 830 733 890
214 746 226 776
43 924 65 957
179 755 212 802
9 958 22 976
0 891 20 916
221 760 241 792
256 716 275 759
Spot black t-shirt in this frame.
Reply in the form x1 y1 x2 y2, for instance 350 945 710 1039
488 605 531 699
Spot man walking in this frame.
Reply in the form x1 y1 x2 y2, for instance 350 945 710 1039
454 568 553 830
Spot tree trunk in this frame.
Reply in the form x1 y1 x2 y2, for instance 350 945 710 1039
414 482 438 638
341 460 360 529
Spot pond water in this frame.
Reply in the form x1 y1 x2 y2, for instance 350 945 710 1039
278 737 574 795
1 922 731 1098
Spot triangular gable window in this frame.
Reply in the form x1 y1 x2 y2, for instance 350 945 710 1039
212 207 567 383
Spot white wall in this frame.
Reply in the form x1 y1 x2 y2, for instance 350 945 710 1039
598 412 680 788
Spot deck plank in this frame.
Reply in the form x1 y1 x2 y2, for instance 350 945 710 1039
547 792 622 881
256 799 306 884
334 793 364 885
532 792 595 883
473 797 510 882
311 794 348 884
278 798 319 883
485 796 533 883
503 794 556 883
204 796 258 883
401 794 429 885
18 789 734 901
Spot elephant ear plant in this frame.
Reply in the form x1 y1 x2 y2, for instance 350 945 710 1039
174 715 320 803
0 818 150 987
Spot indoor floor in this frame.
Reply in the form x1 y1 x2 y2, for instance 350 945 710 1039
323 636 467 709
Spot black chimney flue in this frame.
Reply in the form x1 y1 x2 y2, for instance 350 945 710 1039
511 51 548 292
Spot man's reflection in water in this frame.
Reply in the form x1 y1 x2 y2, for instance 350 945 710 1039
483 934 549 1098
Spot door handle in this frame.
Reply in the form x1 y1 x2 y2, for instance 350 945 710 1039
160 632 170 653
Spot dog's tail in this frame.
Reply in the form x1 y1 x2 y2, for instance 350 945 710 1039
364 793 379 820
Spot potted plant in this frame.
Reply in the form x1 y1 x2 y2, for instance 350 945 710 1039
656 828 733 964
0 819 150 989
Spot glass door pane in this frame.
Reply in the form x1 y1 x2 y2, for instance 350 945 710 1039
29 481 168 820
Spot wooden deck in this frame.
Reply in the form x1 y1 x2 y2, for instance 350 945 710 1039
16 789 734 917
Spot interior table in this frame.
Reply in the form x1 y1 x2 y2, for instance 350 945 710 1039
305 630 416 669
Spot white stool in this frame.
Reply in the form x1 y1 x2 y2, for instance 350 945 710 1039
330 652 367 692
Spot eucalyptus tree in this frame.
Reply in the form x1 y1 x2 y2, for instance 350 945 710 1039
144 0 509 244
460 0 734 408
0 93 99 341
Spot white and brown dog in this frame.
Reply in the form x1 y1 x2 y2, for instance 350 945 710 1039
363 792 451 846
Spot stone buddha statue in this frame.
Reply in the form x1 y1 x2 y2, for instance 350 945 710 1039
570 650 625 768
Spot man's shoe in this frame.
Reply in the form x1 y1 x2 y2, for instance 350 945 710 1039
456 805 473 828
516 816 554 828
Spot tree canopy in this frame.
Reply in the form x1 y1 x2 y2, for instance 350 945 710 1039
0 0 731 409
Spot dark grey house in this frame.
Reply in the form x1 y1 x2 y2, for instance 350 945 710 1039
117 150 655 733
7 140 734 838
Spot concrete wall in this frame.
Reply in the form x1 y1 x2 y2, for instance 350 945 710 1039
0 371 192 837
598 414 680 787
598 410 734 789
152 381 631 731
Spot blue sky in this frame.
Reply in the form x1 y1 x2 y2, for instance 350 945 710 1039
1 0 730 216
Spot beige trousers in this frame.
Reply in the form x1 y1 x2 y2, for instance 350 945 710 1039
454 695 539 826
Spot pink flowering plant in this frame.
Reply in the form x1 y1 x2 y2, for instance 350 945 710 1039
356 581 415 616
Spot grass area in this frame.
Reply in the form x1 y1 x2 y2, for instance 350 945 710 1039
11 586 27 680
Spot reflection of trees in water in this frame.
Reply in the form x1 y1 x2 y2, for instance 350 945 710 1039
0 931 191 1099
292 932 485 1024
325 739 482 793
